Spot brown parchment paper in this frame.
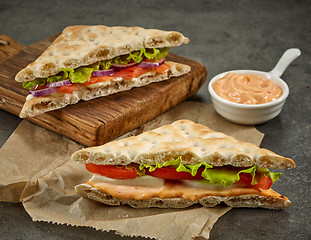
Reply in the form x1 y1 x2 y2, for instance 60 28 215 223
0 102 264 240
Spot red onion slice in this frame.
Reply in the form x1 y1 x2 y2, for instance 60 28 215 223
111 61 139 70
138 58 165 68
30 87 57 97
91 69 115 77
47 79 72 88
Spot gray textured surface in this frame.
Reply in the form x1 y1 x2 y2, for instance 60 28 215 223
0 0 310 239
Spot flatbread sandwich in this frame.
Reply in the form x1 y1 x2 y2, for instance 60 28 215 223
72 119 295 210
16 25 191 118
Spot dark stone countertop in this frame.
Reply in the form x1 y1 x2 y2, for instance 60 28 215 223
0 0 310 239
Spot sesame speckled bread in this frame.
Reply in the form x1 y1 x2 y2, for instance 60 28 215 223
15 25 190 82
19 61 190 118
72 119 295 169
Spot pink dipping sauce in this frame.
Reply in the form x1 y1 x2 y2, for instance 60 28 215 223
212 73 282 104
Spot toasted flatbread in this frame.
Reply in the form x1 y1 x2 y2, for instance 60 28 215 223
19 61 190 118
72 119 295 169
16 25 190 82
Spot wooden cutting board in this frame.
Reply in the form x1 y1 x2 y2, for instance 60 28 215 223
0 34 207 146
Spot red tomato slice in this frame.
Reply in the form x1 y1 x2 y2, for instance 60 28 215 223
85 163 137 179
237 173 253 186
146 167 204 180
57 84 79 94
155 63 170 74
113 65 148 78
81 76 114 86
254 176 273 190
236 173 273 190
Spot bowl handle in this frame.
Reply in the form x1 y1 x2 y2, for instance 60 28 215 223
269 48 301 77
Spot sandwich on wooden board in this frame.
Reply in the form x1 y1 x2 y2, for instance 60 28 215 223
16 25 191 118
72 119 295 210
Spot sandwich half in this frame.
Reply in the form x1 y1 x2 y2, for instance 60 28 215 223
72 119 295 210
16 25 191 118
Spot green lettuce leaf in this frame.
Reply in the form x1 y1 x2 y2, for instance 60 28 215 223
177 162 213 176
125 164 145 176
201 166 257 186
22 68 75 89
89 60 113 70
138 156 198 172
120 47 170 64
22 78 46 89
256 166 282 182
68 67 93 84
142 47 170 61
47 67 74 83
139 162 165 172
126 51 144 63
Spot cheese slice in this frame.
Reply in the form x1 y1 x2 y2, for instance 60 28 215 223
90 174 164 188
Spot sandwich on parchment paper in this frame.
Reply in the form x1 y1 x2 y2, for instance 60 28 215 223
15 25 191 118
72 119 295 210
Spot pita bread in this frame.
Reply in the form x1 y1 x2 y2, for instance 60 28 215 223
19 61 190 118
15 25 190 82
72 119 295 169
72 120 295 209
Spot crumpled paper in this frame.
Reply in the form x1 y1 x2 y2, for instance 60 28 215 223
0 102 264 240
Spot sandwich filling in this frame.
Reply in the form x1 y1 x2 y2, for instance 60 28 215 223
83 157 287 201
22 47 171 98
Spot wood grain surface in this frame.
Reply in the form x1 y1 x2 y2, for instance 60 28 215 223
0 35 207 146
0 35 23 63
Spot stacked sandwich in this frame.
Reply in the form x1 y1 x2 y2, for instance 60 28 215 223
72 120 295 210
15 25 191 118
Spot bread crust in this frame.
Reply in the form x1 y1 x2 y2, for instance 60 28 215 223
75 183 291 210
19 61 191 118
72 119 296 169
15 25 190 82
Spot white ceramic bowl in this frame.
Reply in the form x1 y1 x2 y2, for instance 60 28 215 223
208 70 289 125
208 48 301 125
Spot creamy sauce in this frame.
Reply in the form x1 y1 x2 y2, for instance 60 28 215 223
212 73 282 104
85 77 123 89
88 179 286 201
26 94 34 101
